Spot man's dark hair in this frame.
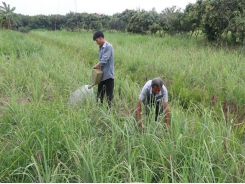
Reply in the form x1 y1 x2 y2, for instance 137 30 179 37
93 31 104 40
151 77 163 87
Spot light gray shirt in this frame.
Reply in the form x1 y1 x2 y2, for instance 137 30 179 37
139 80 168 103
99 41 114 81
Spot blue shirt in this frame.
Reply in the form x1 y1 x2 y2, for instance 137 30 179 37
99 41 114 81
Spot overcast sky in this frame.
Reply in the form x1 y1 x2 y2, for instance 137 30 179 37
4 0 197 16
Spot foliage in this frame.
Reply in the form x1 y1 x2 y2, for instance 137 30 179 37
2 0 245 45
0 1 19 29
160 6 184 35
182 0 203 37
28 15 51 30
227 10 245 45
149 23 161 36
108 14 127 32
126 9 160 34
117 9 137 25
18 26 30 33
201 0 245 44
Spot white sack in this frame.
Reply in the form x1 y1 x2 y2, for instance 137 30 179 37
70 85 94 105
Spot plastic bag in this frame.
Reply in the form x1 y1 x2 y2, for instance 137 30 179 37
70 85 94 105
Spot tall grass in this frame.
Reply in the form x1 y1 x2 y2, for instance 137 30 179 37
0 29 244 182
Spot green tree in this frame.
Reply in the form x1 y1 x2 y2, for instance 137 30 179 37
225 0 245 45
83 13 102 32
109 14 126 32
48 14 66 30
100 14 111 30
126 10 159 34
148 8 161 36
0 14 3 28
229 14 245 45
182 0 203 38
29 15 51 30
65 12 79 31
160 6 183 35
126 11 146 34
201 0 245 44
0 1 19 29
149 23 161 36
117 9 137 25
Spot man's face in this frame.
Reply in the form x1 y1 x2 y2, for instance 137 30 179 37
152 85 162 95
95 37 104 46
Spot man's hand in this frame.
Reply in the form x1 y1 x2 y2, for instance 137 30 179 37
139 121 144 128
93 63 100 69
138 121 144 132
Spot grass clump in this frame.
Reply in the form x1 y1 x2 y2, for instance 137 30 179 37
0 29 244 182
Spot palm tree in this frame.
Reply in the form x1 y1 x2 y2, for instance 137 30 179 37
0 14 3 29
0 1 18 29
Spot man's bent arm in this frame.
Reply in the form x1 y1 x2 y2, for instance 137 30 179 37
137 100 142 121
164 102 170 127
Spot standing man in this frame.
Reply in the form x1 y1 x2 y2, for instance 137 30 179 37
93 31 114 108
137 77 170 128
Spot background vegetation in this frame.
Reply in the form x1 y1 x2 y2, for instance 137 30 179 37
1 0 245 46
0 28 245 182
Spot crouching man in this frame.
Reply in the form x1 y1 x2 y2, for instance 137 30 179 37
137 77 170 128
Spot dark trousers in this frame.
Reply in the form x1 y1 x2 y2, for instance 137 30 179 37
145 94 163 121
97 78 114 108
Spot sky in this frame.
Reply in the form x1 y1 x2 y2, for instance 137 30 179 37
3 0 197 16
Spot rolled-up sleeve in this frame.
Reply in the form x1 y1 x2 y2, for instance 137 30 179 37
139 81 151 102
139 89 146 102
162 86 168 102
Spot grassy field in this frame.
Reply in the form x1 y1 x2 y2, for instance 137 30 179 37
0 29 245 182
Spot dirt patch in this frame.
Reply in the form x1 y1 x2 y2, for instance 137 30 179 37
222 101 245 126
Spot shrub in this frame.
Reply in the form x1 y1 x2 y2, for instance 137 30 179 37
18 26 31 33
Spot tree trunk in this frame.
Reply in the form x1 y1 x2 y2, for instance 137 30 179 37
7 19 11 29
195 31 199 40
159 30 163 37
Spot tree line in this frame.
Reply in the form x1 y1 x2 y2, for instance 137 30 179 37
0 0 244 45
